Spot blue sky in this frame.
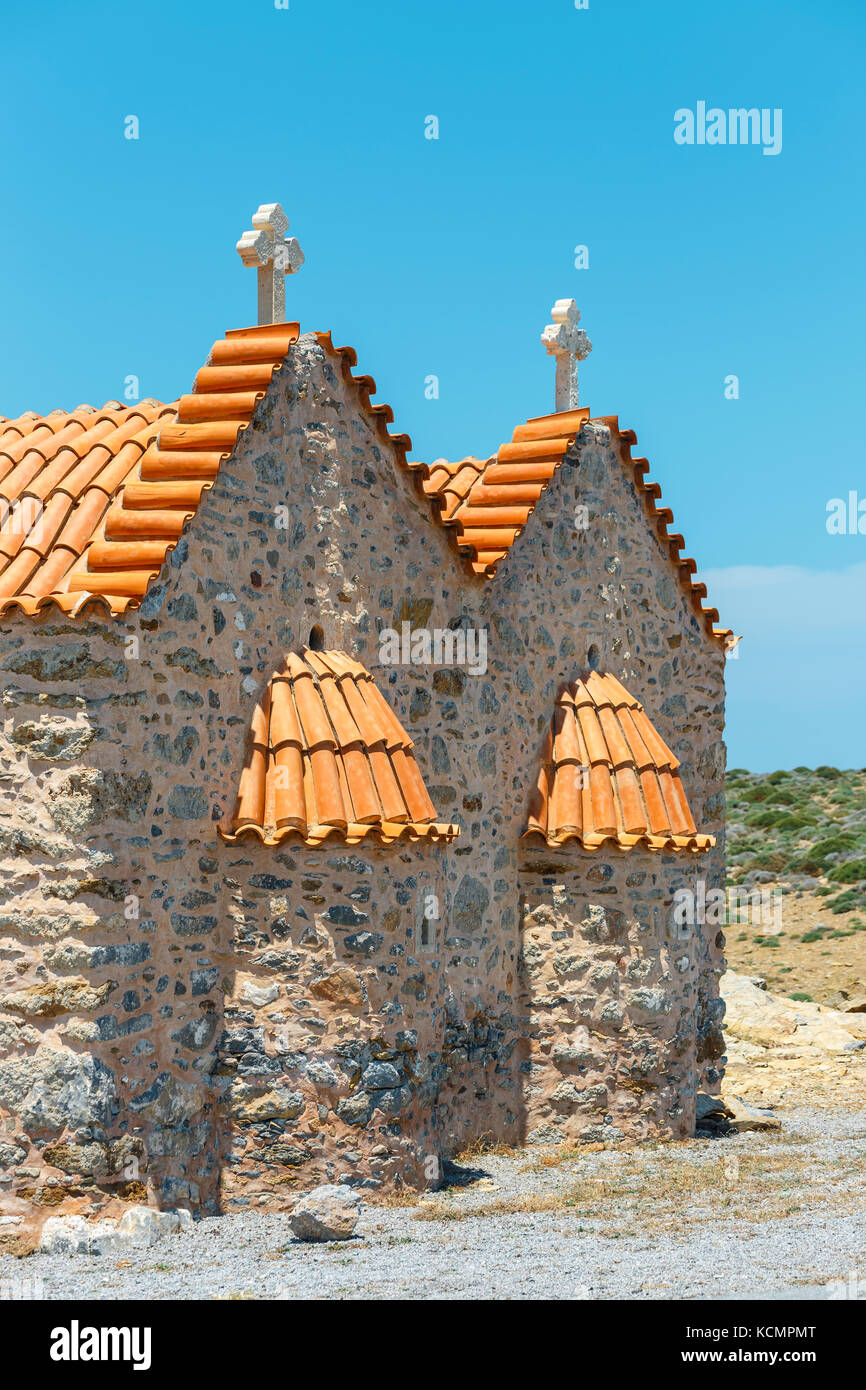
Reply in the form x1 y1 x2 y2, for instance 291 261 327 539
1 0 864 770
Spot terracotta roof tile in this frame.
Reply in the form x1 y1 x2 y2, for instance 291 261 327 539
313 332 413 464
593 416 732 646
409 408 589 576
0 326 298 618
524 670 714 853
219 648 459 847
403 405 731 646
0 327 733 649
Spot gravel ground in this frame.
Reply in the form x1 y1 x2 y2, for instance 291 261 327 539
4 1106 866 1301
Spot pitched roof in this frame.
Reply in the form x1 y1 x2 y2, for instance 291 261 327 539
0 324 730 645
314 332 413 468
413 408 589 576
407 410 732 645
218 649 459 847
524 670 715 853
0 325 299 616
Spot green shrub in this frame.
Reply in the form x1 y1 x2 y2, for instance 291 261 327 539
745 809 788 829
742 785 773 803
831 890 866 914
742 787 798 807
826 859 866 884
789 992 814 1002
815 766 842 779
742 851 789 873
773 812 816 829
789 834 858 875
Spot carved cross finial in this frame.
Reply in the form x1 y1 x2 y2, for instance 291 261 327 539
541 298 592 411
236 202 304 326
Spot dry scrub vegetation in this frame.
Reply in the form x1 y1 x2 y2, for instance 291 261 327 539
408 1129 864 1237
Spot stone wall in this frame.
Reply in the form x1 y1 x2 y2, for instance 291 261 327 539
0 333 727 1235
215 838 463 1206
518 844 714 1148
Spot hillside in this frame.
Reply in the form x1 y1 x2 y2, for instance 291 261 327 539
724 766 866 1007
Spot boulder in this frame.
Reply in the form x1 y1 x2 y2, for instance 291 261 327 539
695 1091 780 1134
289 1184 361 1242
722 971 866 1052
116 1207 192 1247
695 1093 733 1123
38 1206 192 1256
38 1215 120 1256
724 1095 781 1132
695 1093 734 1136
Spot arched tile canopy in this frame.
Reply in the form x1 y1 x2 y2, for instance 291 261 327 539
524 670 715 852
219 648 460 847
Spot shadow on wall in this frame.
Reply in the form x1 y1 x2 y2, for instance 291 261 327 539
201 836 524 1210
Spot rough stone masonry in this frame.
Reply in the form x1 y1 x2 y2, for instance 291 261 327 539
0 327 728 1238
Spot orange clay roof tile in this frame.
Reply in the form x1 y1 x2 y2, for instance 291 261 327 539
409 407 590 576
524 670 714 853
219 648 458 848
0 325 422 620
0 327 298 617
405 407 731 646
0 327 732 648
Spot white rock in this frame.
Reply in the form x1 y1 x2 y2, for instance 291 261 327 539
240 979 280 1008
116 1206 191 1246
724 1095 781 1133
722 971 866 1053
39 1214 120 1256
38 1206 192 1256
289 1184 361 1242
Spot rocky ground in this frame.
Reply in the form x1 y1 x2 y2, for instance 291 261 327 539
3 1094 864 1300
723 970 866 1107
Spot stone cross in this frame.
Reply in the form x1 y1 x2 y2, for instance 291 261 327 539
541 298 592 411
236 202 305 326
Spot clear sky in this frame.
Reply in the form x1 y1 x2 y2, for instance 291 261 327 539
1 0 864 771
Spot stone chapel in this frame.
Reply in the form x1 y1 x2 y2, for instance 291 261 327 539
0 204 733 1232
